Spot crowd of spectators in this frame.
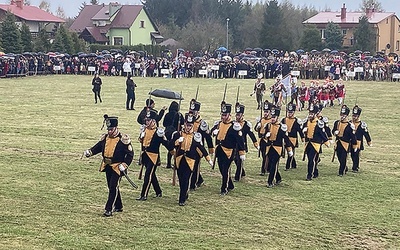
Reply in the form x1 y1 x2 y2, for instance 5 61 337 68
1 48 400 81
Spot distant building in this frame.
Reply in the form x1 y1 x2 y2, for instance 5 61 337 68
0 0 65 37
303 3 400 53
69 3 163 46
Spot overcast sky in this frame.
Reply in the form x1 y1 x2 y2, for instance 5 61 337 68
20 0 400 19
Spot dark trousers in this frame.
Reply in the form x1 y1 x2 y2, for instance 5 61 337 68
336 142 348 175
126 92 135 109
104 166 122 211
177 160 193 204
217 152 234 193
350 149 360 171
94 89 102 103
234 150 245 181
190 158 204 189
286 148 297 169
306 143 319 179
267 149 281 185
260 141 269 174
140 153 162 198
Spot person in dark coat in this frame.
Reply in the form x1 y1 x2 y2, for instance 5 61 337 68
163 101 184 168
83 115 134 217
137 99 167 126
92 73 102 103
126 75 137 110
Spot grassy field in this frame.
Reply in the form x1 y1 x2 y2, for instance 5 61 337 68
0 74 399 249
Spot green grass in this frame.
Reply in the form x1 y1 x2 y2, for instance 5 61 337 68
0 75 399 249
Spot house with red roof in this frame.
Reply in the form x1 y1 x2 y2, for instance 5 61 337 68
69 3 163 46
0 0 65 36
303 3 400 53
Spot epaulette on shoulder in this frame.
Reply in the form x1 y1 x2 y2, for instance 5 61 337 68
157 127 165 137
200 120 209 131
246 120 253 129
100 133 107 141
361 121 367 129
281 124 288 132
318 119 325 128
121 133 131 144
233 122 242 131
194 132 202 142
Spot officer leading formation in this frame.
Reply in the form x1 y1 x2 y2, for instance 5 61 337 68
82 84 372 215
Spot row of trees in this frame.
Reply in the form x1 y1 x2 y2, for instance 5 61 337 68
0 12 86 54
146 0 381 53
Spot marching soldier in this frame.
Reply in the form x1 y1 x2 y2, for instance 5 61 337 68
250 73 266 109
210 102 246 195
188 100 214 190
332 105 357 176
83 115 134 217
262 108 293 187
302 104 329 181
255 100 274 175
136 109 170 201
233 102 259 181
350 105 372 172
282 103 305 170
170 113 213 206
137 99 167 126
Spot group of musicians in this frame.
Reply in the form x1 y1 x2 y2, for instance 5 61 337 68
83 79 372 217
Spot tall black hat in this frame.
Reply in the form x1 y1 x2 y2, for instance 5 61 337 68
270 108 281 117
308 104 319 114
235 102 245 114
189 100 201 112
145 99 155 107
287 103 296 112
103 114 118 129
340 105 350 116
221 102 232 114
352 105 362 116
184 113 195 124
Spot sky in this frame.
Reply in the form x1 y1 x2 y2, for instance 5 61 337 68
12 0 400 19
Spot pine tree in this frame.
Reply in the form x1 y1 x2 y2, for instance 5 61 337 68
34 29 51 52
0 12 22 53
259 0 285 50
59 25 74 54
52 29 65 52
324 22 343 50
20 23 33 52
300 25 323 51
71 32 86 53
354 15 375 52
90 0 99 4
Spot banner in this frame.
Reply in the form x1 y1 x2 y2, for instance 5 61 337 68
281 74 291 98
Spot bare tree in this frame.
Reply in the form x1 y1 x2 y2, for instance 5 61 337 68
359 0 384 12
39 0 51 13
55 6 66 19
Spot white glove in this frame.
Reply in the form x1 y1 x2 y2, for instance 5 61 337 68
329 140 334 146
118 164 126 172
265 132 271 138
302 127 308 133
140 131 145 139
288 151 293 157
256 146 260 151
178 137 184 143
334 130 339 135
256 123 261 130
212 129 219 136
369 143 372 147
208 159 213 166
140 124 146 132
354 148 358 153
239 155 246 161
84 149 91 157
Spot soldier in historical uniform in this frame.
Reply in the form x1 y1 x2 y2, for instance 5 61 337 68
262 108 293 187
335 79 346 105
332 105 357 176
233 102 259 181
170 113 213 206
255 100 274 175
302 104 329 181
298 81 309 110
210 102 246 195
350 105 372 172
250 73 266 109
188 100 214 190
83 115 134 217
282 103 305 170
136 109 170 201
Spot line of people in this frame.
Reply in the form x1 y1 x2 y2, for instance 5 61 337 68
82 95 372 217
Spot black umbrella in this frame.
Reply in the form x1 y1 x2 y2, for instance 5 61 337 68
149 89 184 100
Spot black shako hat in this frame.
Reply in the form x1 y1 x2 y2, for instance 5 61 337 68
103 114 118 129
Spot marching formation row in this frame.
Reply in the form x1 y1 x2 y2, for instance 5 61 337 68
83 89 372 216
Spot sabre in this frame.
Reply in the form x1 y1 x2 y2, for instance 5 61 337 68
222 83 228 104
122 170 138 189
236 86 240 104
331 140 337 162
